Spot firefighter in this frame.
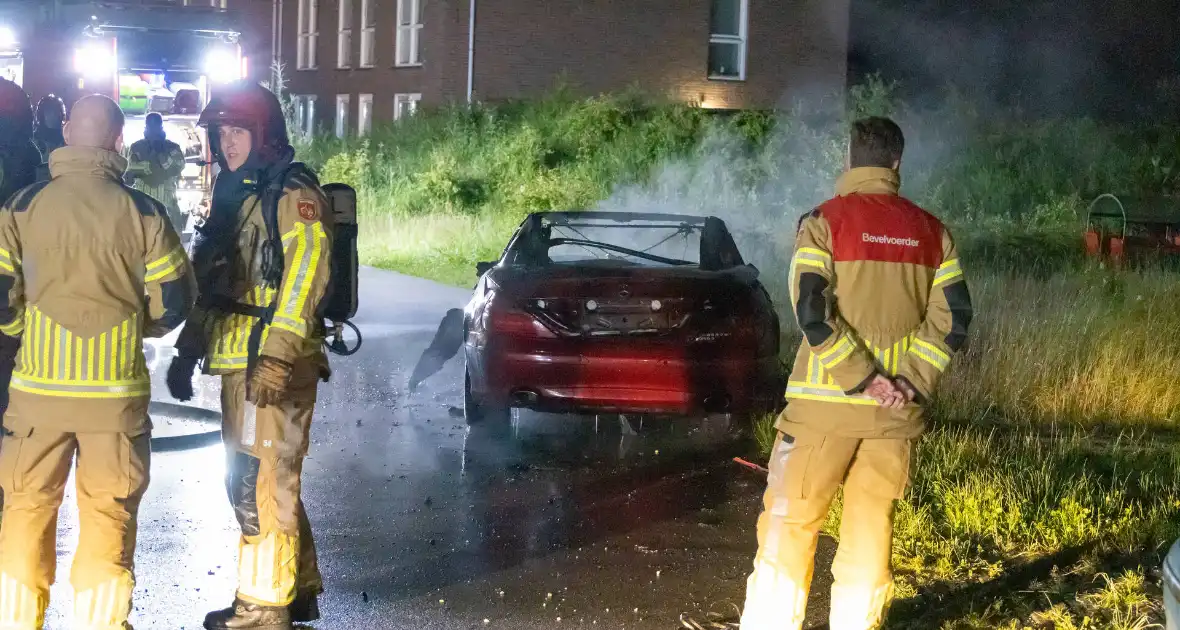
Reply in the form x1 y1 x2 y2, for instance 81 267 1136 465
31 94 65 160
0 78 43 418
0 94 195 629
737 117 973 630
126 112 188 233
166 81 331 630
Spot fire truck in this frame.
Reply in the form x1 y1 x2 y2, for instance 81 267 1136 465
0 0 251 225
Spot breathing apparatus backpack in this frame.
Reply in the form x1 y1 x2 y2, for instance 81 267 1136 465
249 163 362 376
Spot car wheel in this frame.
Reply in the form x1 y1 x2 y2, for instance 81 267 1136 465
464 370 511 429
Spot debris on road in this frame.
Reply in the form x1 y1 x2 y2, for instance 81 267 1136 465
732 457 768 475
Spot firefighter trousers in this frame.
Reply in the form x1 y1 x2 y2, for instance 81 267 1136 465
0 410 150 630
740 430 912 630
219 368 322 608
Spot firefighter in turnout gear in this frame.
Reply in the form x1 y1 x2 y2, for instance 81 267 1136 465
0 78 44 418
0 94 195 630
31 95 65 161
166 81 332 630
738 118 973 630
126 112 187 233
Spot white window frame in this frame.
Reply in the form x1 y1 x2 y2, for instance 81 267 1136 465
335 94 350 138
394 93 421 120
358 94 374 136
395 0 423 67
296 95 317 138
337 0 353 69
360 0 376 68
708 0 748 81
297 0 319 70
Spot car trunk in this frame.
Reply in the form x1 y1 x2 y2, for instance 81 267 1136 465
487 263 767 341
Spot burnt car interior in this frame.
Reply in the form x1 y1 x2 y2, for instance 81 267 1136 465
495 212 749 272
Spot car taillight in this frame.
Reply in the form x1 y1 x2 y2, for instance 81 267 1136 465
488 309 556 338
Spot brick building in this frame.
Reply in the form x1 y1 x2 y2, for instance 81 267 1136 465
275 0 850 138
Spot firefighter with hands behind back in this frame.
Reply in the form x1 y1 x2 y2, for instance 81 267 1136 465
166 80 333 630
726 117 974 630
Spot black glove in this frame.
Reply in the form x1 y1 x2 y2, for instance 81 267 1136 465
167 355 199 402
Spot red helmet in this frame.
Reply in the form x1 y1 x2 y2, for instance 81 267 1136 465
199 81 290 163
0 79 33 139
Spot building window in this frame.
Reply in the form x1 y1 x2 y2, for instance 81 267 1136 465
358 94 373 136
395 0 423 67
394 93 420 120
337 0 353 68
296 95 317 138
360 0 376 68
297 0 319 70
708 0 747 80
335 94 350 138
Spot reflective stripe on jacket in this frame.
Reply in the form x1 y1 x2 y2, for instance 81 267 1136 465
198 170 332 375
0 147 195 429
778 167 973 439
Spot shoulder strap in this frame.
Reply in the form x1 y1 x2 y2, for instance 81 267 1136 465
245 162 314 376
259 162 305 290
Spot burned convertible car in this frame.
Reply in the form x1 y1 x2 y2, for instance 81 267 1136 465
461 211 783 426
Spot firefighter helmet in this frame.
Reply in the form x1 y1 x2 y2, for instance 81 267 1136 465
199 81 290 163
0 79 34 139
34 94 65 127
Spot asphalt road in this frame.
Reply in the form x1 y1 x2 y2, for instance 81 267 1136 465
40 268 836 629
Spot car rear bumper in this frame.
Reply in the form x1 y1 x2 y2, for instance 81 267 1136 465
469 339 783 416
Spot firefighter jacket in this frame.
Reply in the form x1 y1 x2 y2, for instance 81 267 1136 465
0 146 196 431
126 137 185 217
778 167 973 439
181 169 333 376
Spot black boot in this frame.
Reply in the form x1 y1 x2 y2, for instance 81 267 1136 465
204 598 293 630
288 591 321 623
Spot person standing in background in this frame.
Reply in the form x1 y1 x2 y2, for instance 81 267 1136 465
126 112 188 233
31 94 65 161
0 79 45 419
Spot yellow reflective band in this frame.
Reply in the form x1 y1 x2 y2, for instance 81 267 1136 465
785 382 880 406
73 576 133 629
273 222 325 340
933 258 963 287
0 247 18 274
145 246 188 283
0 573 44 629
817 336 856 369
0 314 22 336
796 247 831 261
793 247 831 270
910 338 951 371
237 532 298 607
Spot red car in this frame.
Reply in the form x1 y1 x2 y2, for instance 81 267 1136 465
462 211 783 426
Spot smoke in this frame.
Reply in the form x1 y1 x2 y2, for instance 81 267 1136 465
850 0 1180 119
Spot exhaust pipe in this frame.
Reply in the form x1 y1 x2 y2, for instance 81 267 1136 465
511 389 540 406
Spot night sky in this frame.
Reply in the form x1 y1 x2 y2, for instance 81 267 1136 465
848 0 1180 119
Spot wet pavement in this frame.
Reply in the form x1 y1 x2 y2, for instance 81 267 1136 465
40 268 835 629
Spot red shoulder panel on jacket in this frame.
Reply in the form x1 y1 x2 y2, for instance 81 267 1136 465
822 195 943 267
